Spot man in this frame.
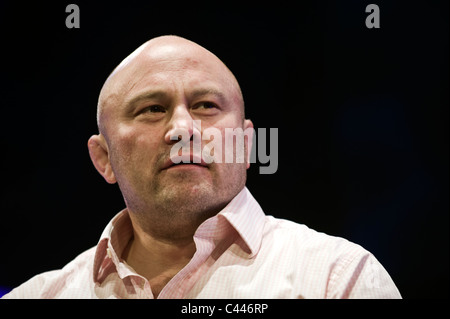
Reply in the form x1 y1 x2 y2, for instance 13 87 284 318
3 35 401 299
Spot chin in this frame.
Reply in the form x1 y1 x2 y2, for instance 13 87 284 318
175 182 212 199
155 179 212 204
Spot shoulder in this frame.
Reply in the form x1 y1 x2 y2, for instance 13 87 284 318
261 215 371 280
2 246 97 299
261 216 401 298
263 215 366 256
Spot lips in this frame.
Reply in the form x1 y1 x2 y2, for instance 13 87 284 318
161 154 208 170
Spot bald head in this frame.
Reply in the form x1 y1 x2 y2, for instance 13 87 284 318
97 35 244 137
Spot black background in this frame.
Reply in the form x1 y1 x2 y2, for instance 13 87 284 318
0 1 448 298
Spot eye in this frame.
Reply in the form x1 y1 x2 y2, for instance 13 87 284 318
144 105 166 113
193 102 218 110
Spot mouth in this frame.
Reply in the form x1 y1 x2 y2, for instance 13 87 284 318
161 154 209 171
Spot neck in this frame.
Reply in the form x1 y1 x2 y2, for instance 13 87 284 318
122 215 196 298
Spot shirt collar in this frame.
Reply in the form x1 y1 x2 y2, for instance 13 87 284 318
93 208 134 283
93 186 266 283
215 187 265 257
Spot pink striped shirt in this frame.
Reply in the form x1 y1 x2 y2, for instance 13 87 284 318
3 187 401 299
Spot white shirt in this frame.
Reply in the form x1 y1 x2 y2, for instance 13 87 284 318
3 187 401 298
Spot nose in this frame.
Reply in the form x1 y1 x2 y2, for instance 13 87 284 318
164 105 197 145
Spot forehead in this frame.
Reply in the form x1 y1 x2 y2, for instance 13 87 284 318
114 44 234 99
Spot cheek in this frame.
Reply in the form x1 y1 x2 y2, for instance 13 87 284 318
203 118 248 184
110 124 162 169
202 115 245 160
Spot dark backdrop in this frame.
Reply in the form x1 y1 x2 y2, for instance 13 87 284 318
0 1 448 298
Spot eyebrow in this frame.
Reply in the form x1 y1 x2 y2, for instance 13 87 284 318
190 88 227 103
124 87 228 111
124 90 168 110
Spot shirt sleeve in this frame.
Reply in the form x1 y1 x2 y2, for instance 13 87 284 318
327 250 402 299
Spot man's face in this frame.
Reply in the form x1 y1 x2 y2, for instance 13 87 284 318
97 38 252 234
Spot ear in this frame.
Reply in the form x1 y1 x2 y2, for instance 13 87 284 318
243 119 254 169
87 134 116 184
